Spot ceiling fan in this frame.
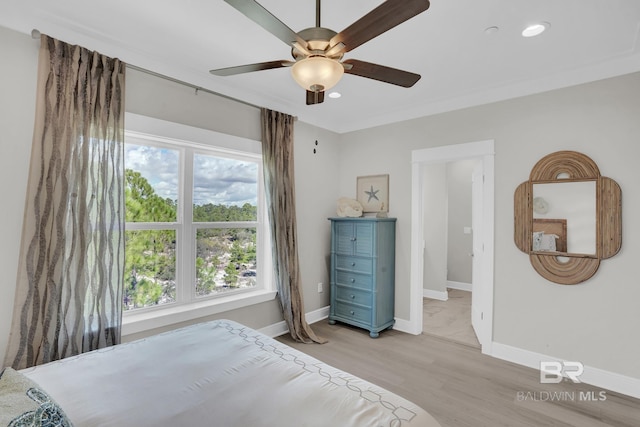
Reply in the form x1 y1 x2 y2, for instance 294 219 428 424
210 0 431 105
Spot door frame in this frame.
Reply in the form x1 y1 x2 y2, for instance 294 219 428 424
409 140 495 354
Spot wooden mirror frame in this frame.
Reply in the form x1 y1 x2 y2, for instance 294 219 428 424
514 151 622 284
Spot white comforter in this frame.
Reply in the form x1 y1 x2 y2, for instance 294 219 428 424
21 320 440 427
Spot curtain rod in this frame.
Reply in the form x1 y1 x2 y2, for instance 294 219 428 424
125 64 262 111
31 28 267 112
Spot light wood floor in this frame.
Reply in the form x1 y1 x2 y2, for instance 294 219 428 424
278 321 640 427
423 289 480 348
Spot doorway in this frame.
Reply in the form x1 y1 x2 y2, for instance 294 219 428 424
422 158 480 348
409 140 494 354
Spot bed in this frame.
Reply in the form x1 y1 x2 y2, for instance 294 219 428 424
1 319 441 427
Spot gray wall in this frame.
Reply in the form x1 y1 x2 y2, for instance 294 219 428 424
2 24 640 382
446 160 476 284
0 26 39 365
422 164 447 293
0 27 340 352
338 72 640 380
422 159 476 294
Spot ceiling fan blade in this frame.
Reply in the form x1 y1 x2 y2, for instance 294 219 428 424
343 59 421 87
306 90 325 105
224 0 309 50
210 60 292 76
330 0 430 53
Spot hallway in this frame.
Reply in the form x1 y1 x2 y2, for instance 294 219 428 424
423 289 480 348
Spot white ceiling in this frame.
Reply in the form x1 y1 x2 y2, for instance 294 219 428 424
2 0 640 133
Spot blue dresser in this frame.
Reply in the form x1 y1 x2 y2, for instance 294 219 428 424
328 217 396 338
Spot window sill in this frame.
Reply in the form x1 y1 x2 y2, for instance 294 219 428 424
121 289 277 337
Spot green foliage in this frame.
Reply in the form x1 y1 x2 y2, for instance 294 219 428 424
124 168 257 311
124 229 176 310
230 240 244 263
223 262 239 286
195 256 219 296
193 202 256 222
130 277 163 307
126 169 177 222
221 240 246 287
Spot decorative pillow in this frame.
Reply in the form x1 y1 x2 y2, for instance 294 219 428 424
0 367 73 427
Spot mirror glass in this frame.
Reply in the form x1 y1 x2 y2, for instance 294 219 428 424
532 181 596 255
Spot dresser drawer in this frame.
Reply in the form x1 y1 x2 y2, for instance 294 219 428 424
336 271 373 290
335 286 372 307
334 301 371 324
335 255 373 274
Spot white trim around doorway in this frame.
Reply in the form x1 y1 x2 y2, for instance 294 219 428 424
409 140 495 354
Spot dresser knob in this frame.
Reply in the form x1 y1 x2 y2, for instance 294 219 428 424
350 278 355 283
350 294 355 299
351 262 356 266
350 310 355 315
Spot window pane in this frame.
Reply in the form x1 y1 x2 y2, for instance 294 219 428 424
125 144 179 222
193 154 257 222
195 228 257 297
124 230 176 311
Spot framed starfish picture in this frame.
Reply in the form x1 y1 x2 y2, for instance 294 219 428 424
356 174 389 214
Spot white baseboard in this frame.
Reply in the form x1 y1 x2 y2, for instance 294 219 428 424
306 305 331 324
447 281 472 292
259 305 330 338
393 317 421 335
491 342 640 399
261 306 423 338
423 289 448 301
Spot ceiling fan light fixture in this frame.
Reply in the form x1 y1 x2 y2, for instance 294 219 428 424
291 56 344 92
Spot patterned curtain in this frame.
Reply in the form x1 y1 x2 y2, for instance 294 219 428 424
4 35 126 369
261 109 326 344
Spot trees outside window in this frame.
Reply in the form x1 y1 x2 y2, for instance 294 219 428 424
124 137 261 312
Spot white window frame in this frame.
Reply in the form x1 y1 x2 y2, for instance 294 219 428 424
121 113 275 337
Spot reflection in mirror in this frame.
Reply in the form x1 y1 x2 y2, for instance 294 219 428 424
532 181 596 255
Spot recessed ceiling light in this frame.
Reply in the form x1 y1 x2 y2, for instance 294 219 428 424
328 91 341 99
522 22 550 37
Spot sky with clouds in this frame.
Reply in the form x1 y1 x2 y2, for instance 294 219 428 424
125 144 258 207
